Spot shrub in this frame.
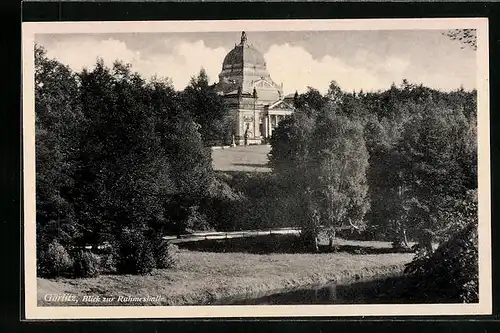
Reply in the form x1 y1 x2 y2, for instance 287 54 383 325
185 206 211 232
403 193 479 303
153 238 180 269
116 228 155 275
72 250 100 278
404 220 478 302
99 251 117 274
37 239 73 278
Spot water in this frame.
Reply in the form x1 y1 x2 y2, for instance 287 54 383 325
213 273 412 305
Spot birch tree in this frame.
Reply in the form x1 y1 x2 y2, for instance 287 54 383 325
311 112 370 248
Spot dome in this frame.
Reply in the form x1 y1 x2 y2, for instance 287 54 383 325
216 32 283 105
222 32 266 69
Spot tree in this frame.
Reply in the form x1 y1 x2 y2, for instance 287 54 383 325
35 44 83 250
364 115 407 245
181 68 229 146
444 29 477 50
145 75 214 234
270 93 370 251
325 80 343 105
35 47 218 246
311 111 370 248
72 60 175 245
356 81 478 249
269 111 315 182
268 111 318 245
162 117 214 234
396 100 474 252
293 87 327 116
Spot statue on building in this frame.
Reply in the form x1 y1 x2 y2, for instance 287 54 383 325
244 123 253 145
244 128 249 146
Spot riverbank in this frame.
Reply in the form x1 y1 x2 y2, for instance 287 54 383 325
37 241 413 306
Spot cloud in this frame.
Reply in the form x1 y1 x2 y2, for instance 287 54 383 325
145 40 227 89
45 37 401 94
45 38 142 73
264 43 412 94
43 36 473 94
381 57 411 76
417 71 475 92
45 37 227 90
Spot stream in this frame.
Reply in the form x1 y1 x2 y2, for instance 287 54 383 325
213 273 411 305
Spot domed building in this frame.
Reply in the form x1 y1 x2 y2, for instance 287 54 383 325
216 31 295 145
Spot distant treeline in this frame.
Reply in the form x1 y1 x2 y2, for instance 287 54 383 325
269 80 477 251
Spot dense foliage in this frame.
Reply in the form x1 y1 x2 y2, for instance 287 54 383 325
270 81 477 254
268 77 478 301
72 250 100 278
35 45 216 277
36 36 479 303
37 239 74 278
181 69 233 146
404 218 478 302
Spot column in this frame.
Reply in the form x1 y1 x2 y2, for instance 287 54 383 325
269 115 276 135
238 111 244 145
263 116 268 138
236 112 242 137
254 112 259 138
266 116 270 137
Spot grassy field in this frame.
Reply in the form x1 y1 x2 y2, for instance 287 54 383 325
37 237 413 306
211 145 272 172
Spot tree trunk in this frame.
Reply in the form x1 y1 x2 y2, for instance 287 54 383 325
423 237 433 253
313 236 319 253
402 229 409 248
302 229 318 253
328 229 336 250
419 229 434 254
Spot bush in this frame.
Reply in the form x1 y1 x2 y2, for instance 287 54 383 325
185 206 211 232
37 240 73 278
116 228 155 275
99 251 117 274
72 250 100 278
153 238 180 269
404 220 478 302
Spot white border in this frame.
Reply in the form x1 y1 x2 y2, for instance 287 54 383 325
22 18 491 319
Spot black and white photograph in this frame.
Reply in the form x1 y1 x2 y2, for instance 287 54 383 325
22 18 491 319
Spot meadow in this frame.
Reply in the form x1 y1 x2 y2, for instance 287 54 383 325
38 235 413 306
211 144 272 173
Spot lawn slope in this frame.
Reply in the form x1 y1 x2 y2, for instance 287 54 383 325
38 240 413 306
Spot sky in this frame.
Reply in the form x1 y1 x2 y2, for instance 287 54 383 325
35 30 476 94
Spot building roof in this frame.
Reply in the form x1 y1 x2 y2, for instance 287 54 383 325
222 31 267 70
217 32 283 105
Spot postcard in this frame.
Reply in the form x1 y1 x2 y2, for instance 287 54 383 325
22 18 491 319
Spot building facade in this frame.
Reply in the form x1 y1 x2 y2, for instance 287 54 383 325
215 32 295 145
